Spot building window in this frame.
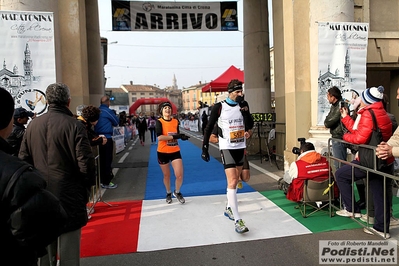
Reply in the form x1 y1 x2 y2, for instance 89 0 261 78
141 92 145 95
149 92 153 95
132 92 136 95
132 97 137 102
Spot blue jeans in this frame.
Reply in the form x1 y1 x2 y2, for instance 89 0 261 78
332 140 347 169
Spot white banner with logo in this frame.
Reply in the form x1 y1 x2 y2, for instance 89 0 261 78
317 22 369 125
112 1 238 31
113 126 126 153
0 11 56 115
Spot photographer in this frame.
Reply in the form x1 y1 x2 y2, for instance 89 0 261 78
282 140 330 202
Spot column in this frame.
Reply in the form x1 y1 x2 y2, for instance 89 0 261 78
86 0 105 106
273 0 354 163
243 0 271 114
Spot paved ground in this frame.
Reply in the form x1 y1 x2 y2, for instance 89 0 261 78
81 130 398 266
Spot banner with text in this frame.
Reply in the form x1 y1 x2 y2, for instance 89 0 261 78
0 11 56 115
317 22 368 125
112 1 238 31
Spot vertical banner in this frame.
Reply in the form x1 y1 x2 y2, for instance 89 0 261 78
317 22 369 125
112 1 238 31
0 11 56 114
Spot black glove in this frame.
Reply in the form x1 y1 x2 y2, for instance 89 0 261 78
201 145 210 162
173 134 190 140
173 134 183 139
239 100 249 112
181 134 190 141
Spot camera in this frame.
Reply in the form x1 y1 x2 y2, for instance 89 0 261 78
340 101 346 109
292 138 306 155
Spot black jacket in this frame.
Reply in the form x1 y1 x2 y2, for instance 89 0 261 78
19 104 95 233
324 100 344 139
136 116 148 132
0 137 67 265
6 122 26 156
77 116 103 146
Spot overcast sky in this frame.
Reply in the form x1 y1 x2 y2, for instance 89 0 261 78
98 0 271 89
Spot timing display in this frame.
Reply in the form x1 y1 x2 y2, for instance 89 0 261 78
251 113 276 122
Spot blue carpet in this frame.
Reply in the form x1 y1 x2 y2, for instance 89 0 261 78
144 140 255 200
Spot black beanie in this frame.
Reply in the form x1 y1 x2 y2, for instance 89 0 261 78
0 87 14 130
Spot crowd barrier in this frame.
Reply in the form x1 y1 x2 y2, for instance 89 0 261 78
181 119 199 132
86 154 101 215
327 138 399 238
87 147 115 215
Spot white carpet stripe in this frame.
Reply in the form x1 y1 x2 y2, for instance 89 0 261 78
137 191 311 252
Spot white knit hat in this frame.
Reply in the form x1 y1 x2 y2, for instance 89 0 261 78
361 86 384 105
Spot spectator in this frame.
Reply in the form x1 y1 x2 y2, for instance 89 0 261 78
148 111 157 144
77 105 107 147
136 112 148 146
6 107 35 156
119 111 127 127
19 83 96 265
94 95 119 189
283 142 330 202
0 87 66 266
324 86 347 169
367 90 399 227
201 110 208 136
336 86 393 239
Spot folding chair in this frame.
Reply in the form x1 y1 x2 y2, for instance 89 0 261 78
296 179 333 218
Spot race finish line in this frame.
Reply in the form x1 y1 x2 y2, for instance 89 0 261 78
111 1 239 31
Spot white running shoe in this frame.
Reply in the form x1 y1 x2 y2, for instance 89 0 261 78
336 209 361 218
363 227 390 239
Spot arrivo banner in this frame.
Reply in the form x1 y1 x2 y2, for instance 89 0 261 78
111 0 238 31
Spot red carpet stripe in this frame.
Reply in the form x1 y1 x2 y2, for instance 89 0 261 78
81 200 142 257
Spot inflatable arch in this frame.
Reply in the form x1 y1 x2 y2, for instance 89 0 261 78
129 97 177 115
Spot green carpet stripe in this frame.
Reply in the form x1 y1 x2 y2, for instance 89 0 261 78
260 190 362 233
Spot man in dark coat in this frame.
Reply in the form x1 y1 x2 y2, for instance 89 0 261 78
19 83 96 265
6 107 35 156
324 86 347 169
0 87 66 265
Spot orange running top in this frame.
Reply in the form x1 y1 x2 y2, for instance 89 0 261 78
157 118 180 153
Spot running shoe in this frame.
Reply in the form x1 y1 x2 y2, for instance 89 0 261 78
224 207 234 221
235 219 249 234
336 209 361 218
173 190 185 204
360 214 374 225
101 182 118 189
390 216 399 226
363 227 390 239
237 181 243 189
166 193 172 204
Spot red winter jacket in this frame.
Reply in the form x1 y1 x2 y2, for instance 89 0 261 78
341 101 394 165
